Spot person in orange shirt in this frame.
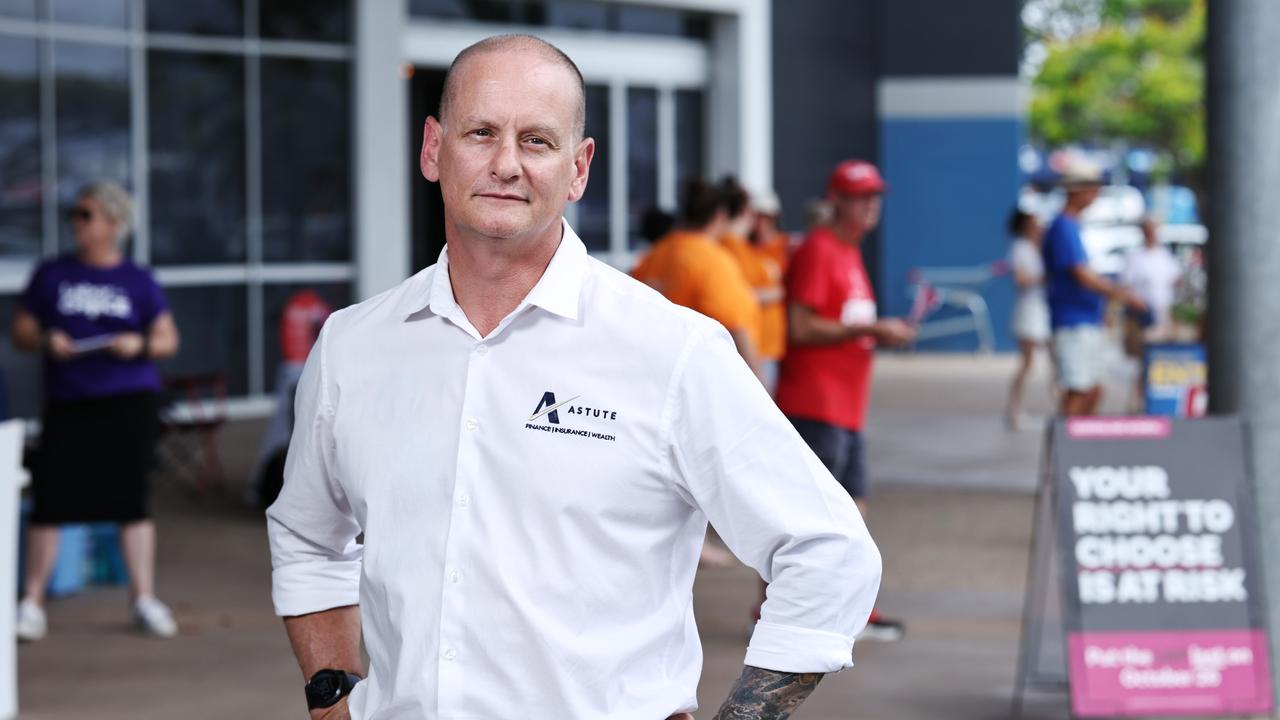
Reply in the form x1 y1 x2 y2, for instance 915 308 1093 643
632 179 764 569
632 179 764 382
749 188 791 275
716 178 787 393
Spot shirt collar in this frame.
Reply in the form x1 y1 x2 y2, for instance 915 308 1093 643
400 218 588 322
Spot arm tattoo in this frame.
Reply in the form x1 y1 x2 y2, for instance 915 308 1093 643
711 665 824 720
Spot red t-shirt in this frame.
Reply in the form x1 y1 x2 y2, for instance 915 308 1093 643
775 227 878 431
280 290 332 364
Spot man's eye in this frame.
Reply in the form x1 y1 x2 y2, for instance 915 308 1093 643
470 129 493 138
525 136 548 146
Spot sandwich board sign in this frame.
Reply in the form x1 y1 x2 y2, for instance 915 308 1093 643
1015 416 1273 717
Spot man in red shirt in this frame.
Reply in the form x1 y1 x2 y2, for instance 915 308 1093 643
253 289 334 506
775 159 915 642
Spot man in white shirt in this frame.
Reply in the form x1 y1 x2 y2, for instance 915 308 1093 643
1121 217 1183 338
267 34 881 720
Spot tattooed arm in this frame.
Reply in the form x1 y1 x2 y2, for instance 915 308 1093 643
711 666 824 720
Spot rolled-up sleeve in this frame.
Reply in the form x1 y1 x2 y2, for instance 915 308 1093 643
265 321 363 617
665 323 882 673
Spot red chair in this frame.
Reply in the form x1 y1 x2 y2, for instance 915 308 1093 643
156 372 228 495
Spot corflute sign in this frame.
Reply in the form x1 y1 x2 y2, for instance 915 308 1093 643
1054 417 1273 717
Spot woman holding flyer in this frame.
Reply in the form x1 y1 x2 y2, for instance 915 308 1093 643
10 181 180 641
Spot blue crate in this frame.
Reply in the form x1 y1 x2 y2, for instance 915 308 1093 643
88 523 128 586
46 525 89 598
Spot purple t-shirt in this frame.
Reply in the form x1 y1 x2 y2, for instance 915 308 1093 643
21 255 169 402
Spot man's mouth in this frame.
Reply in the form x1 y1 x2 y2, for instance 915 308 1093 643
476 192 528 202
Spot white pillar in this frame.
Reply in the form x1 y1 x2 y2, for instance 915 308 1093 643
0 420 28 720
707 0 772 194
736 0 772 193
354 0 411 300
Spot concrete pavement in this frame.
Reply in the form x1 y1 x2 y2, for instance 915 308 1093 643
17 353 1086 719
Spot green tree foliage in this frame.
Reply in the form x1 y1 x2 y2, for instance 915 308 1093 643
1028 0 1203 173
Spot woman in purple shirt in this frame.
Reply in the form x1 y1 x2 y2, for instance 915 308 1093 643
11 181 181 641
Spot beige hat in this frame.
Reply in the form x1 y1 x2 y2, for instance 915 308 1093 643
1059 158 1104 189
751 188 781 216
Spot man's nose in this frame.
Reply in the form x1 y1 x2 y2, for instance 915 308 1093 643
489 135 521 181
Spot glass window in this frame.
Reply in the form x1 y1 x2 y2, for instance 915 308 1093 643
617 5 710 39
261 58 351 262
51 0 129 27
260 0 350 43
544 1 607 31
574 84 609 252
407 0 523 22
54 41 131 253
261 282 350 392
0 36 42 259
675 89 704 204
147 0 244 36
626 87 657 250
0 0 36 20
406 0 468 20
147 51 246 265
158 285 248 396
409 0 712 39
0 295 44 419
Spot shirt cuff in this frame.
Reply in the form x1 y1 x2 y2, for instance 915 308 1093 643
744 620 856 674
271 559 362 617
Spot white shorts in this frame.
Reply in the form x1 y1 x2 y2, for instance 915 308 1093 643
1012 296 1051 343
1053 324 1105 392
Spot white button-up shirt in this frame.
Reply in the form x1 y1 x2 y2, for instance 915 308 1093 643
267 222 881 719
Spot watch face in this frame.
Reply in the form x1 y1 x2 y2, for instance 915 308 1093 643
307 670 344 708
312 673 339 698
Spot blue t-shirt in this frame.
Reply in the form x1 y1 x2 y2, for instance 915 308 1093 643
21 255 169 402
1042 214 1103 328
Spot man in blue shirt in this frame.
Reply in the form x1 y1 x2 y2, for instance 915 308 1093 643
1043 161 1146 416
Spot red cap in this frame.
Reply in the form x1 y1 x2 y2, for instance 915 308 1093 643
827 159 886 197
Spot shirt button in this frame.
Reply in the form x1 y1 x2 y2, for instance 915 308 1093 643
457 494 471 508
448 568 462 583
476 344 488 355
443 648 457 661
465 418 478 431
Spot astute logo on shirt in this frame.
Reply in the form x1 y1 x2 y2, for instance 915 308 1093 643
525 391 618 442
57 282 132 320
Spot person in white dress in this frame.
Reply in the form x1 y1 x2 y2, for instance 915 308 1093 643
1006 208 1051 429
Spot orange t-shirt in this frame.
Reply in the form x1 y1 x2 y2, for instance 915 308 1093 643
631 230 760 349
758 232 791 275
721 234 786 361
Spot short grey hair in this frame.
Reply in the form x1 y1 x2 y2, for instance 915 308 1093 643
78 181 134 243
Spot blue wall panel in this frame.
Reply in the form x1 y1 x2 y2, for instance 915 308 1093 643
878 117 1024 351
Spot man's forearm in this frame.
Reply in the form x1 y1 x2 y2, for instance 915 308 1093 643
713 666 824 720
283 605 363 680
1073 265 1121 299
788 304 874 346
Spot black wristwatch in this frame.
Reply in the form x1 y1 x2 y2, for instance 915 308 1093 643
305 669 362 710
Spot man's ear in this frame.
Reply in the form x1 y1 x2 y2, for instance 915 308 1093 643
421 116 444 182
567 136 595 202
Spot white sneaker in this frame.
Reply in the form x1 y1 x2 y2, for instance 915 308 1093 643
16 598 47 642
133 597 178 638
